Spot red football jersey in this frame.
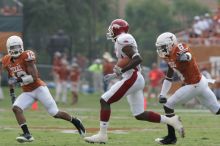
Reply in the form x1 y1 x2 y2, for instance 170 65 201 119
70 68 80 82
2 50 46 92
165 43 201 84
57 61 69 81
52 57 62 73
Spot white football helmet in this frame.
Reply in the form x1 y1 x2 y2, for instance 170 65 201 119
155 32 177 58
6 35 24 58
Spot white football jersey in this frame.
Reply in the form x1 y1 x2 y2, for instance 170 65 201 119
114 33 141 76
114 33 138 58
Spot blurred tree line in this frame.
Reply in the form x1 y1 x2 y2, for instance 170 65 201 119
23 0 118 63
126 0 208 65
22 0 209 65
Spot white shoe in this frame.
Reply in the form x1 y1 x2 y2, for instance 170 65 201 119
16 133 34 143
168 115 185 138
84 133 108 144
155 136 177 144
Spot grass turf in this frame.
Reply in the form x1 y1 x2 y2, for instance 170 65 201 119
0 87 220 146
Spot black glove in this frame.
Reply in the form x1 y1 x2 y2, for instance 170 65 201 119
10 89 16 104
158 95 167 104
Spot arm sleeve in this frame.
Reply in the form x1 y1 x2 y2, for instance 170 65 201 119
160 79 172 96
24 50 36 62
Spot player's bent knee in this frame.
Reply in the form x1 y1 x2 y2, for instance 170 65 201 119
53 112 60 118
48 109 59 117
100 98 109 105
135 115 141 120
134 112 144 120
100 98 106 103
100 98 111 110
53 114 59 118
12 106 23 114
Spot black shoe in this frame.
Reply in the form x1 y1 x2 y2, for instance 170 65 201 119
16 133 34 143
155 136 177 145
71 118 86 137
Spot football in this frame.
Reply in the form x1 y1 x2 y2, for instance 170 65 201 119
116 57 130 68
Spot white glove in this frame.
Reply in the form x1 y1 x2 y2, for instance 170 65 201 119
113 65 122 76
177 52 191 62
104 73 118 82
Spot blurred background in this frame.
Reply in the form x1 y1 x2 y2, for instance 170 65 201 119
1 0 220 102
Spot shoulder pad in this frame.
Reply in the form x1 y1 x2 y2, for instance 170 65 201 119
22 50 36 62
117 34 135 46
1 55 11 68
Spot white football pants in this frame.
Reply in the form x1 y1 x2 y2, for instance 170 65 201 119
165 75 220 114
13 86 59 116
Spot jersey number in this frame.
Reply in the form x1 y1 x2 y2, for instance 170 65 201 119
177 44 187 53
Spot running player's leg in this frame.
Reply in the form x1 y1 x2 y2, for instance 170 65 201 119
13 92 35 143
36 86 85 137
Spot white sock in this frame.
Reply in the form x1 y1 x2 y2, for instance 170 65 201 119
160 115 169 124
99 121 108 135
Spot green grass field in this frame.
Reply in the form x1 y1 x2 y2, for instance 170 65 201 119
0 87 220 146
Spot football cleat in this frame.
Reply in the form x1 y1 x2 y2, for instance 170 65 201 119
167 115 185 138
16 133 34 143
84 133 108 144
155 136 177 145
71 117 86 137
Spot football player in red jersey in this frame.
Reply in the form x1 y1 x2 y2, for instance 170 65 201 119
2 36 85 143
69 63 81 105
84 19 184 144
155 32 220 145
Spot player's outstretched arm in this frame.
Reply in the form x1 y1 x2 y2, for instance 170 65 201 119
159 66 174 104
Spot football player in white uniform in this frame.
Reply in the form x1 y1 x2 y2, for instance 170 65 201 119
84 19 184 144
155 32 220 145
2 36 85 143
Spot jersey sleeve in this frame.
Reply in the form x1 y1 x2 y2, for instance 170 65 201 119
176 43 190 54
1 56 6 68
1 55 10 68
23 50 36 62
1 55 14 77
117 34 136 47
